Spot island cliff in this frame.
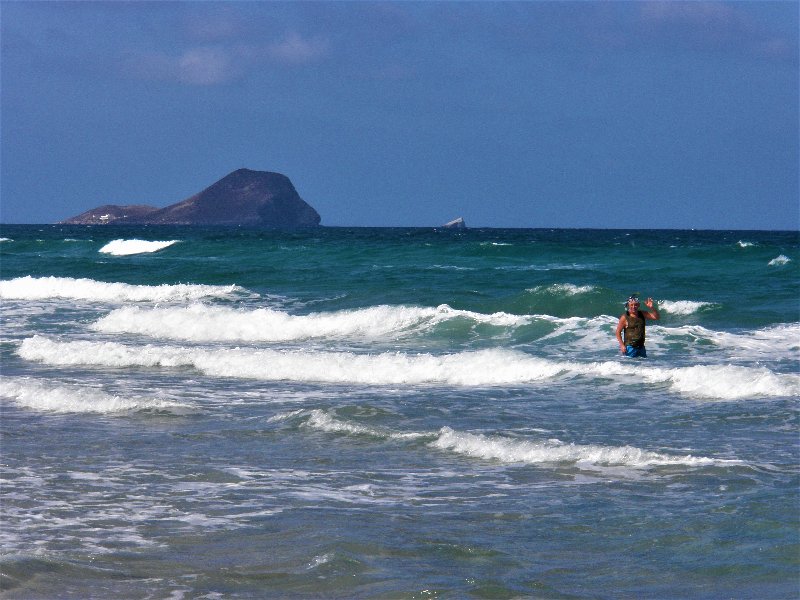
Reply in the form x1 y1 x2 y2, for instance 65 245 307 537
60 169 321 227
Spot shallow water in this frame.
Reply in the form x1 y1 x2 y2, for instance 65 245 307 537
1 226 798 598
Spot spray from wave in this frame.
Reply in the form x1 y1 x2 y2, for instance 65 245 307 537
98 239 178 256
658 300 716 315
768 255 791 266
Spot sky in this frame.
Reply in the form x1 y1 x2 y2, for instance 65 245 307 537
1 1 798 229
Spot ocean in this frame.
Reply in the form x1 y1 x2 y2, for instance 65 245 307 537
0 225 798 599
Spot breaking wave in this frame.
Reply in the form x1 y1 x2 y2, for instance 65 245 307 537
527 283 597 296
99 239 178 256
0 377 195 414
0 276 243 303
91 303 530 342
430 427 736 467
658 300 717 315
768 255 791 266
18 336 798 400
284 409 738 469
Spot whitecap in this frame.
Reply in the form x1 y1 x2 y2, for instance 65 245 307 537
16 337 563 386
641 364 800 400
91 303 531 342
430 427 737 468
737 240 756 248
302 409 428 440
768 255 791 266
0 377 195 414
658 300 716 315
18 336 798 399
287 408 737 469
527 283 596 295
0 276 242 302
99 239 178 256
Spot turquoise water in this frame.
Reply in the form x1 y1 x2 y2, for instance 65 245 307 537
1 225 798 598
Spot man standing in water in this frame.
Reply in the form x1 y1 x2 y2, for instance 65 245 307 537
616 295 659 357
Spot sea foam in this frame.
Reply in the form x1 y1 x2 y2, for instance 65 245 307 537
527 283 596 295
0 276 242 302
430 427 732 467
641 364 800 400
290 409 735 469
768 255 791 266
18 336 798 399
91 303 531 342
98 239 177 256
658 300 716 315
0 377 194 414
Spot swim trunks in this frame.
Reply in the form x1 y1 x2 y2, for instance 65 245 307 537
626 345 647 358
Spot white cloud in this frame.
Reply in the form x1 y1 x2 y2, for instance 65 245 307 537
176 47 237 86
121 32 329 86
267 32 329 65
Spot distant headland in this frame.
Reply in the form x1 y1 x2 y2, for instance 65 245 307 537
60 169 321 228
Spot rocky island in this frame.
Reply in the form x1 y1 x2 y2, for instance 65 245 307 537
60 169 321 228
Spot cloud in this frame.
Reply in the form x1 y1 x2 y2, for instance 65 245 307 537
637 1 797 62
121 32 329 86
122 46 241 86
176 47 238 86
267 32 329 65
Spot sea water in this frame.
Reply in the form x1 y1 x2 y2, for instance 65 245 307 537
0 226 798 599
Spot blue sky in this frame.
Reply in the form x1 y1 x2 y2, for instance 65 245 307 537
1 1 797 229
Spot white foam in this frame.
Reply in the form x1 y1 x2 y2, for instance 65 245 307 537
91 303 531 342
0 237 11 242
18 335 798 399
430 427 734 467
704 323 800 354
640 364 800 400
0 276 242 302
99 239 178 256
17 336 563 385
528 283 596 295
768 255 791 266
292 409 735 468
0 377 194 414
303 409 428 440
659 300 716 315
737 240 756 248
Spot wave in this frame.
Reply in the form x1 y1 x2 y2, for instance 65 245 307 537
91 303 531 342
0 377 195 414
768 255 791 266
667 323 800 354
299 409 428 440
285 409 737 469
98 239 178 256
90 302 794 361
658 300 717 315
431 427 737 468
0 237 12 242
737 240 756 248
0 276 243 303
527 283 596 296
18 336 798 399
640 364 800 400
